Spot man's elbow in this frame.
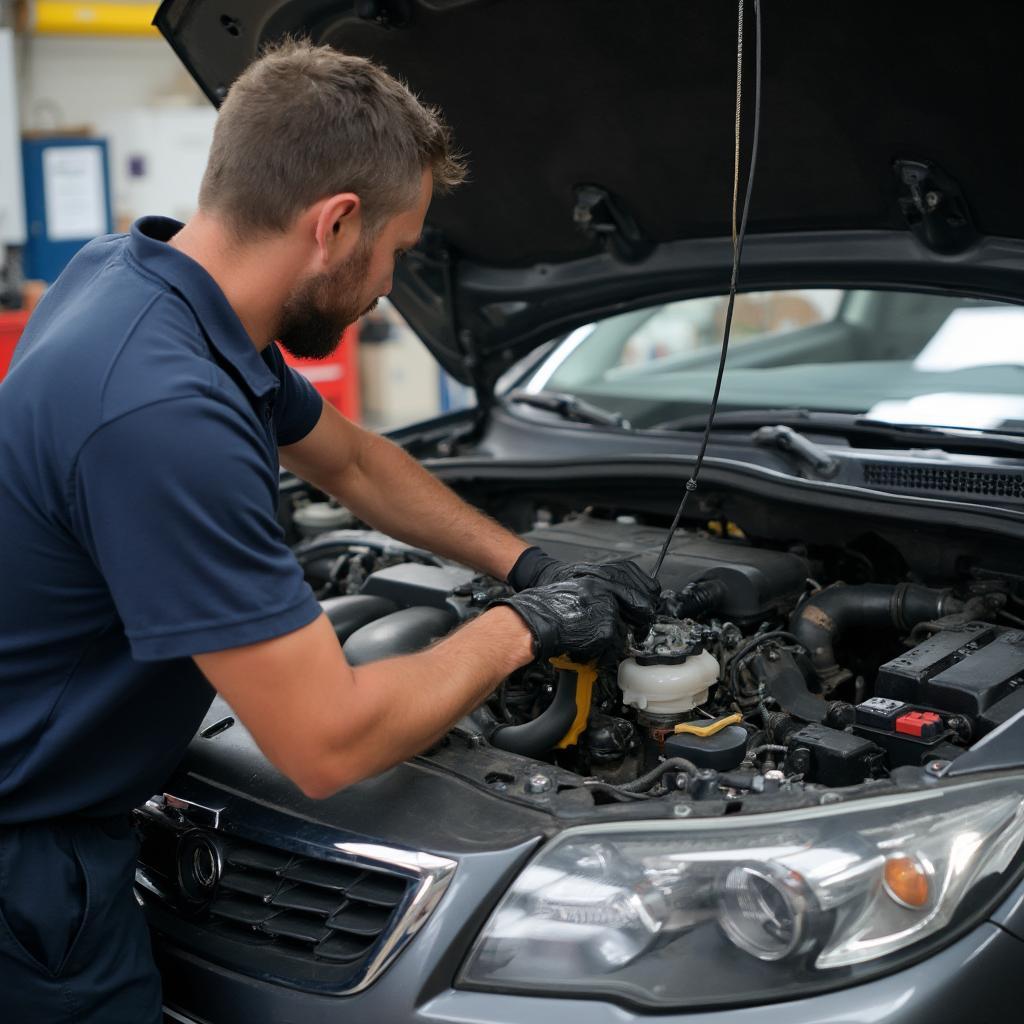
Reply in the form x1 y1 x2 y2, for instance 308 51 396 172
265 680 389 799
296 775 342 801
289 756 373 800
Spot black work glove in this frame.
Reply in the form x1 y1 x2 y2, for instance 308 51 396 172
494 574 658 662
507 546 570 590
508 546 661 628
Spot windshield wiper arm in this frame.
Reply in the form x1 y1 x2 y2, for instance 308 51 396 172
854 417 1024 442
653 409 1024 458
652 408 819 432
753 424 840 478
507 390 631 429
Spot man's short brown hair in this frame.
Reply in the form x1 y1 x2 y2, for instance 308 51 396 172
199 38 465 238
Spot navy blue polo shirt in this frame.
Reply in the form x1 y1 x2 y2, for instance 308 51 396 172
0 217 324 823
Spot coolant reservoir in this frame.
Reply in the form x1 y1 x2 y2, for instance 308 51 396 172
618 618 720 716
618 651 720 715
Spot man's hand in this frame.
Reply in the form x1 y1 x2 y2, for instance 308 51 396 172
495 571 659 662
508 547 662 627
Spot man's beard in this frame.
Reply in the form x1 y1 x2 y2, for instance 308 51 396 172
276 241 378 360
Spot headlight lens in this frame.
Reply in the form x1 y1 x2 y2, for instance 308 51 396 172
459 778 1024 1008
719 862 815 961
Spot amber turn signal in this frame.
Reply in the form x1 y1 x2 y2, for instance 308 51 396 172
883 855 930 909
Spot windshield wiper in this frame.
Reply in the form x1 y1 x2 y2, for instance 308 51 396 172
752 424 840 478
653 408 1024 458
507 389 631 429
654 408 830 432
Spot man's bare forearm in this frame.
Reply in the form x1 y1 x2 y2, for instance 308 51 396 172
327 429 529 580
329 606 533 785
197 606 535 799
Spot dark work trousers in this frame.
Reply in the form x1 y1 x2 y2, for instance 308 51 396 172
0 816 162 1023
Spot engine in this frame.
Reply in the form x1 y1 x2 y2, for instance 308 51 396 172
289 503 1024 803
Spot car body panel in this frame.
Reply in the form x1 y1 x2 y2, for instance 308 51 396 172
155 922 1024 1024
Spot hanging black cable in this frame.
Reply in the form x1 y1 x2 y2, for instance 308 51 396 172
653 0 764 580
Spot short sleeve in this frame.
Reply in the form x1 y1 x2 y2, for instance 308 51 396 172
264 343 324 445
69 396 322 662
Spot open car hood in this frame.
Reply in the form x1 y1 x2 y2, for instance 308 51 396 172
155 0 1024 396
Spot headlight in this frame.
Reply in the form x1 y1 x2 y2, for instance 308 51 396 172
459 778 1024 1008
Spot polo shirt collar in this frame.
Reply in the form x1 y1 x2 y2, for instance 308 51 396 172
128 216 278 400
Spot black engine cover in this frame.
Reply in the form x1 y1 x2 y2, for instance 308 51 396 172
523 517 807 624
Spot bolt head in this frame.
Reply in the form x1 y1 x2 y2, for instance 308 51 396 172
525 773 552 794
819 791 842 804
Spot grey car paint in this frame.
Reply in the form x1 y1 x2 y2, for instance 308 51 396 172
155 901 1024 1023
146 688 1024 1022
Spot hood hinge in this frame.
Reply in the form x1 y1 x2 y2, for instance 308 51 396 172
893 159 977 255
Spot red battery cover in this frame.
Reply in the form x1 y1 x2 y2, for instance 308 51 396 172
894 710 942 738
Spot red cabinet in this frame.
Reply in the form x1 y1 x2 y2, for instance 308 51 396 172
0 311 30 380
280 324 361 423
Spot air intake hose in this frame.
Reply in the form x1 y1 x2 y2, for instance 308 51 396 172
790 582 959 688
664 578 729 620
489 668 579 756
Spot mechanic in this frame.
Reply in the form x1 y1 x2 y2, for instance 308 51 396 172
0 41 660 1024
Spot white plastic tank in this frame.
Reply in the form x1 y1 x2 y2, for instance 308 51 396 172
618 650 720 716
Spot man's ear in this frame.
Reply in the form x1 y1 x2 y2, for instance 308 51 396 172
313 193 362 265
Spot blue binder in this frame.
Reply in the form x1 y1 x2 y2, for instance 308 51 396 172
21 137 113 283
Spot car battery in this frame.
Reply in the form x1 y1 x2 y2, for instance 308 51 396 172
853 697 956 767
876 623 1024 717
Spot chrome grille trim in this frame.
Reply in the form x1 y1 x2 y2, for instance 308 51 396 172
134 793 457 995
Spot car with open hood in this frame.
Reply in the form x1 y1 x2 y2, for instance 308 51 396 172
143 2 1024 1021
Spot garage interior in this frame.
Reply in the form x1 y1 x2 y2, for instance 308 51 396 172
0 0 472 428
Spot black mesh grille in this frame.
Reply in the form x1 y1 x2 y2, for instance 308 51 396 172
134 809 412 987
862 462 1024 499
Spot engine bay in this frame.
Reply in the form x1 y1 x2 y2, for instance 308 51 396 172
284 491 1024 812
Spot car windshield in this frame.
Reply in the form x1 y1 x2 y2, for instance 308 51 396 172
523 289 1024 433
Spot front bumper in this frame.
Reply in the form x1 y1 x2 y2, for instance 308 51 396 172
156 917 1023 1024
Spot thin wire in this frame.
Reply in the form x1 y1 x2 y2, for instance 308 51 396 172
731 1 744 261
652 0 763 581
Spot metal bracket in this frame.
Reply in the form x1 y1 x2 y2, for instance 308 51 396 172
573 184 654 263
893 159 976 254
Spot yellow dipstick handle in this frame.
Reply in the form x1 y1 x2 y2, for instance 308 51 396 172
549 655 599 749
674 713 742 738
